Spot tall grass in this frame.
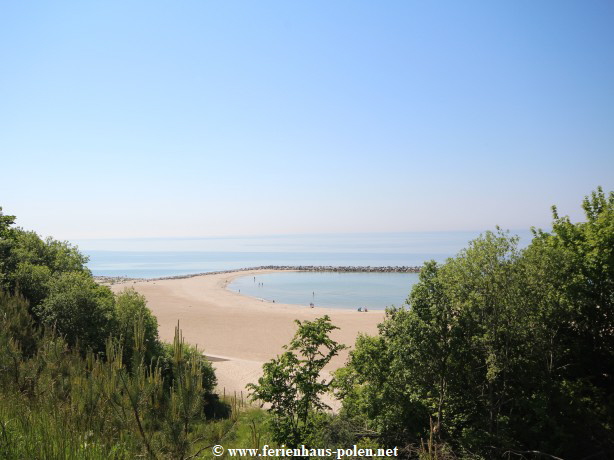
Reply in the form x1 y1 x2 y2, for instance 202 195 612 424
0 291 272 459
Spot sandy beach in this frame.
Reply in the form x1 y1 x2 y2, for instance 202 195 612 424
109 269 385 402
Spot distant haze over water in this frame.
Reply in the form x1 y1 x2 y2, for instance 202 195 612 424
82 230 533 278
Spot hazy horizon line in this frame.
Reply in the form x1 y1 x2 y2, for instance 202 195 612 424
71 228 536 242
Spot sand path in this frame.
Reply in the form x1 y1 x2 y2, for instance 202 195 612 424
110 270 385 401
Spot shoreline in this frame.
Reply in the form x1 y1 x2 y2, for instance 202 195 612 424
108 269 387 407
95 264 422 285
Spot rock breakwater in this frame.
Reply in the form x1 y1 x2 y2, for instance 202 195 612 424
94 265 422 285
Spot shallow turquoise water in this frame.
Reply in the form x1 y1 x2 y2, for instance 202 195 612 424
228 271 420 310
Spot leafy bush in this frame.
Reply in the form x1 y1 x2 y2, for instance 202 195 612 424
0 208 230 459
249 316 346 448
1 225 89 309
335 189 614 459
34 271 116 353
115 288 163 367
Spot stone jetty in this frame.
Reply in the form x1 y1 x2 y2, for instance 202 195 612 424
94 265 421 285
253 265 421 273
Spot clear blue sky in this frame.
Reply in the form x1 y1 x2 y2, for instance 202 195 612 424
1 1 612 241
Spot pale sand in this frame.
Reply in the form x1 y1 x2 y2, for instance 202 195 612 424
110 270 385 403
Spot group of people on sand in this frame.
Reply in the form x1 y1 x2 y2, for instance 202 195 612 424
357 307 368 312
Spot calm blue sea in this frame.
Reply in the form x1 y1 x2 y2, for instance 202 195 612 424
229 271 420 310
81 230 532 309
86 251 437 278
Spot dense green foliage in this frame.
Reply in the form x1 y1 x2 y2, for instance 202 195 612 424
35 271 117 353
159 339 218 397
0 308 227 459
335 188 614 459
0 210 89 312
115 288 164 367
248 316 346 448
2 187 613 459
0 207 222 459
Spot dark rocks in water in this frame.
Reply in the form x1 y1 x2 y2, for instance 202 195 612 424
94 265 422 284
251 265 421 273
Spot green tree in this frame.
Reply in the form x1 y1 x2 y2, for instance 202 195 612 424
0 207 17 291
0 206 225 459
337 189 614 459
337 230 537 454
115 288 163 367
34 271 116 353
547 187 614 386
9 231 89 309
0 291 40 391
248 315 346 447
0 207 90 314
159 340 217 396
0 207 15 234
518 187 614 456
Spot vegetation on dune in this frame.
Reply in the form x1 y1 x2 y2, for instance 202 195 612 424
0 291 222 459
247 188 613 459
331 187 614 459
1 187 613 459
0 207 222 459
248 315 347 448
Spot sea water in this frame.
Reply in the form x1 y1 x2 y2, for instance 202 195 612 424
228 271 420 310
80 230 532 309
83 230 532 278
86 250 433 279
